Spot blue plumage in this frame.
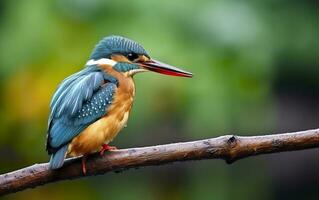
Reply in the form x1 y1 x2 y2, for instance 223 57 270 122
46 35 192 172
90 35 149 60
49 145 68 169
114 62 140 72
47 65 117 169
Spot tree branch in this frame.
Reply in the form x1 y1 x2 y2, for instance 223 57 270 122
1 128 319 196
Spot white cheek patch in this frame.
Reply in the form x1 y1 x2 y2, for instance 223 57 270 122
86 58 117 66
127 68 148 76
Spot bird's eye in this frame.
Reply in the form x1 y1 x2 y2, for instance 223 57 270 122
126 53 139 62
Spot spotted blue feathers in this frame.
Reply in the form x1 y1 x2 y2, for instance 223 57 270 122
50 68 105 118
73 84 115 125
90 35 149 60
47 65 117 169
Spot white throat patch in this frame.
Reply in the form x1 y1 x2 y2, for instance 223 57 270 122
86 58 117 66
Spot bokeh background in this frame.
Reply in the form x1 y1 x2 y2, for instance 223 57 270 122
1 0 319 199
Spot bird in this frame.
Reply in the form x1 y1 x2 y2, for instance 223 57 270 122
46 35 192 174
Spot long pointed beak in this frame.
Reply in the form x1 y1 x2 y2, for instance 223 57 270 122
139 59 193 78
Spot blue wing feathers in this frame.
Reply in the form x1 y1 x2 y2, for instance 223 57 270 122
49 122 85 148
49 83 116 148
51 71 105 118
73 84 116 125
47 66 117 169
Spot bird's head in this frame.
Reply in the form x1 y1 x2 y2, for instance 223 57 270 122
86 35 192 78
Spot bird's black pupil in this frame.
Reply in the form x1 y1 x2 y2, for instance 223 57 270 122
127 53 139 61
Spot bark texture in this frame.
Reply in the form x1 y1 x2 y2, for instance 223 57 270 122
1 128 319 196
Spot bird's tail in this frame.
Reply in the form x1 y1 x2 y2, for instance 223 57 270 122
49 145 68 169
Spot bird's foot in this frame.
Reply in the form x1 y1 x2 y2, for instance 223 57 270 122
81 156 87 175
100 144 117 156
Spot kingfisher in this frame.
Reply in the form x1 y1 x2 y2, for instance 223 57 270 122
46 35 192 174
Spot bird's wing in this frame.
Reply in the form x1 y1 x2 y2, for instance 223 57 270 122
46 69 117 154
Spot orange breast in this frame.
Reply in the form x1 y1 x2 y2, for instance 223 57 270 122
68 67 135 157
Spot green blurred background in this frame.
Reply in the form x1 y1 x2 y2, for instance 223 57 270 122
1 0 319 199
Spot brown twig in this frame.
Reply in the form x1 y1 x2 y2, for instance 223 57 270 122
1 128 319 196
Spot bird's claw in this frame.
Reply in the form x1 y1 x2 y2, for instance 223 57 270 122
100 144 117 156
